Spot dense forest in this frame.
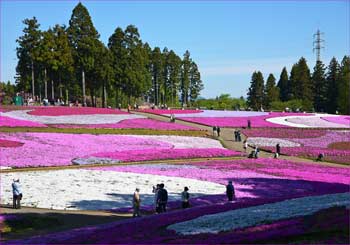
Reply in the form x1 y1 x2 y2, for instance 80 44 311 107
13 3 203 107
247 56 350 114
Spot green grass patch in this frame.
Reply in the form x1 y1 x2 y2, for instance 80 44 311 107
0 127 207 136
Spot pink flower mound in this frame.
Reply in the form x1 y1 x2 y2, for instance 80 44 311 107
178 112 311 128
0 115 47 128
28 107 129 116
322 116 350 126
140 109 202 115
0 133 172 167
242 128 326 138
0 139 24 148
92 148 242 162
51 118 199 130
189 159 350 185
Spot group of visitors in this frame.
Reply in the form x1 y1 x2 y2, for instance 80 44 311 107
248 146 260 159
212 126 221 137
132 184 192 217
234 130 242 142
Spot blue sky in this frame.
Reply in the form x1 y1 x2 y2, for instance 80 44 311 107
1 0 349 98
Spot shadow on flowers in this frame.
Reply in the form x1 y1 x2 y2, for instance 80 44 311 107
231 177 348 199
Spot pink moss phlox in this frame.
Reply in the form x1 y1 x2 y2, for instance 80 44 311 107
27 107 129 116
0 115 47 128
322 116 350 126
178 112 311 128
139 109 202 115
0 139 24 148
92 148 242 162
50 118 199 130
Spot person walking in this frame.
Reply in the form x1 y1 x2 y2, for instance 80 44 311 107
275 143 281 158
157 183 168 213
12 179 22 209
213 126 217 137
237 130 242 142
226 180 235 202
254 146 259 159
247 120 251 129
153 184 160 213
243 140 248 152
234 130 237 141
181 187 190 209
217 126 221 137
132 188 141 217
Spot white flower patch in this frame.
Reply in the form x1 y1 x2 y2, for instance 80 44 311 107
165 110 268 118
140 135 224 149
0 169 225 210
1 110 145 124
72 157 121 165
168 192 350 235
266 114 348 128
247 137 300 147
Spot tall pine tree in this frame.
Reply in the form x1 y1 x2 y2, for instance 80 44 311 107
16 17 42 98
337 56 350 115
67 2 100 106
325 57 340 114
247 71 264 111
181 50 191 106
277 67 289 101
264 73 279 109
312 60 327 112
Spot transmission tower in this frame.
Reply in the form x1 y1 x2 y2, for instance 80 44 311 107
313 29 325 62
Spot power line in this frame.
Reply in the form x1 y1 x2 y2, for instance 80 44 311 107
313 29 325 62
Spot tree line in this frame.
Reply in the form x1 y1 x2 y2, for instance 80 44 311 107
247 56 350 115
15 3 203 107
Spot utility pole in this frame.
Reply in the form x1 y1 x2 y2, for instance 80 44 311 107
313 29 325 62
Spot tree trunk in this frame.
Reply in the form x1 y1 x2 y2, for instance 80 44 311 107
82 69 86 106
102 82 107 108
59 75 62 98
44 68 47 99
51 80 55 101
65 88 69 106
31 60 35 99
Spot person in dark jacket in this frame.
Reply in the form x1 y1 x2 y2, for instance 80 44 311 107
157 183 168 213
217 126 221 137
226 180 235 202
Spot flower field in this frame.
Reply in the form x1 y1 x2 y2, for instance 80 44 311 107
140 109 350 128
244 129 350 164
0 132 239 168
0 107 199 130
4 158 349 244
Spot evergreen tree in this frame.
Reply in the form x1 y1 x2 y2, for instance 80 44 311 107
247 71 264 110
312 60 327 112
151 47 163 105
277 67 289 101
264 73 279 109
289 57 313 110
16 17 42 97
181 50 191 106
189 61 203 105
108 27 126 106
123 25 151 101
67 2 100 106
167 50 182 106
325 57 340 114
337 56 350 115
